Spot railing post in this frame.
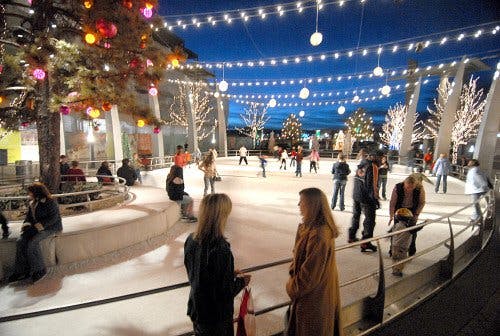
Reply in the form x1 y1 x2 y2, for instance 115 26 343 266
440 218 455 280
362 239 385 325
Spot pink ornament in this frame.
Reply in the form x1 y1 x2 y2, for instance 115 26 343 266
104 42 111 49
59 105 70 115
33 68 46 80
0 64 3 74
96 19 118 38
141 8 153 19
148 86 158 96
21 122 30 127
146 59 153 67
153 126 161 134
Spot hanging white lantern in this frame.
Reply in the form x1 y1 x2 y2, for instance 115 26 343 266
218 80 228 92
310 31 323 47
299 110 305 117
381 84 391 95
268 98 277 107
299 87 310 99
373 66 383 77
338 105 346 115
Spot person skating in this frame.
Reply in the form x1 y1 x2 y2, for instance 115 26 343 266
309 148 320 173
464 159 491 225
433 153 451 193
378 156 390 200
280 148 288 170
295 147 304 177
238 146 248 165
331 153 351 211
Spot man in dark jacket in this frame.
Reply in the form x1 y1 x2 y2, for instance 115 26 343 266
117 158 137 186
1 211 8 238
349 153 380 252
331 153 351 211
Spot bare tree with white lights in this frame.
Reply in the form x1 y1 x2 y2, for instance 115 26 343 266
236 103 270 149
381 103 425 150
425 78 452 138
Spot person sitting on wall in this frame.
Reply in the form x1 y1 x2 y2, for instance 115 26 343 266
117 158 137 186
96 161 114 184
59 155 70 181
67 161 86 182
166 165 197 222
1 211 9 239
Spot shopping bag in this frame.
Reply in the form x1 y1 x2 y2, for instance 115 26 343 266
236 287 256 336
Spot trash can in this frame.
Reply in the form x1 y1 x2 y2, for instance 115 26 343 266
15 160 33 185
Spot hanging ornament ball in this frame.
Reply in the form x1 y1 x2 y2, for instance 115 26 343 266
373 66 384 77
219 80 228 92
146 59 154 67
96 19 118 39
59 105 70 115
102 102 112 111
93 126 99 131
84 33 96 45
84 0 93 9
310 31 323 47
137 119 146 127
299 87 310 100
153 126 161 134
141 6 153 19
338 106 346 115
20 121 30 127
122 0 133 9
148 86 158 96
33 68 46 80
299 110 305 117
0 96 3 104
140 41 147 49
381 84 392 96
268 98 277 108
104 42 111 49
171 58 180 67
0 64 3 74
353 95 360 102
86 107 101 119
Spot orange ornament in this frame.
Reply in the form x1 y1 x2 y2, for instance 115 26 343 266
84 0 93 9
102 102 112 111
122 0 133 9
137 119 146 127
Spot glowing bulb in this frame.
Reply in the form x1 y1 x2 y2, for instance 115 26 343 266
299 87 310 99
373 66 383 77
299 110 305 117
33 68 46 80
353 95 360 102
148 86 158 96
268 98 277 108
84 33 96 44
137 119 146 127
310 32 323 47
338 106 346 115
381 85 391 95
219 80 228 92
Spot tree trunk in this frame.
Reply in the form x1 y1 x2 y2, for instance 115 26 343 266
36 76 61 193
452 142 459 165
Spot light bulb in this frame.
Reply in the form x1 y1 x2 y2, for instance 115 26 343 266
219 80 228 92
353 95 360 102
299 87 310 99
268 98 277 107
373 66 383 77
299 110 305 117
381 85 391 95
310 32 323 46
338 106 346 115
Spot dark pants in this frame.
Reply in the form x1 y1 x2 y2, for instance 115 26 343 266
290 157 296 167
331 180 347 210
260 162 266 177
13 230 55 276
1 221 8 236
349 201 377 240
295 161 302 177
310 161 317 173
280 159 287 170
193 321 233 336
378 176 387 199
435 174 447 193
408 232 417 256
239 156 248 165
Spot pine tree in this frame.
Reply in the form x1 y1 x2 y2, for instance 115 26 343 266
236 103 270 149
450 76 486 164
345 108 374 142
0 1 167 191
281 113 302 144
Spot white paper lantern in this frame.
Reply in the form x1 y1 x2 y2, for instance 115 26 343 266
268 98 277 108
381 84 391 96
299 87 310 99
310 31 323 47
299 110 305 117
373 66 383 77
338 105 346 115
218 80 228 92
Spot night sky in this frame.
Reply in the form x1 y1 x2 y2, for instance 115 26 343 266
158 0 500 130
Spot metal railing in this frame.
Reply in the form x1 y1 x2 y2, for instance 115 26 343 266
0 184 495 336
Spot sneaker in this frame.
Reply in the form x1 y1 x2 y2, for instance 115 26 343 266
187 216 198 223
31 269 47 283
348 238 359 243
8 273 29 283
361 243 378 252
392 270 403 277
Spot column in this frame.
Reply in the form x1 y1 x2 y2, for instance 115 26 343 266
59 116 66 155
434 57 467 161
105 105 123 163
185 92 198 154
473 66 500 178
216 93 228 157
399 77 422 164
148 94 164 158
343 132 352 157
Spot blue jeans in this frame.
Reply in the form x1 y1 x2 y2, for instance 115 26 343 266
135 169 142 183
203 176 215 196
14 230 56 276
378 176 387 199
471 192 486 221
435 174 447 193
331 180 347 210
295 161 302 177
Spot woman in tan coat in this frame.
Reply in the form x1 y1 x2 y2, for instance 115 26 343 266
286 187 343 336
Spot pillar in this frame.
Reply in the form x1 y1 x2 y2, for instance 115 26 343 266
399 77 422 164
59 116 66 155
106 105 123 163
216 93 228 157
343 132 352 157
185 92 198 154
473 67 500 178
148 94 164 157
434 57 467 161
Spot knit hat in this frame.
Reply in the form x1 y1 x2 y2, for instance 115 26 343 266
395 208 413 219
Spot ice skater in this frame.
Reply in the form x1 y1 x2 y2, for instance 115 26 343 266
258 154 268 178
279 148 288 170
389 208 416 277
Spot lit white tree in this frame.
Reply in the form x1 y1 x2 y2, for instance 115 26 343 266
425 78 452 138
380 103 424 150
450 76 486 164
168 84 213 141
236 103 270 149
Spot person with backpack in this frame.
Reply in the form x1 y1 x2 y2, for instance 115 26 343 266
348 153 380 252
331 153 351 211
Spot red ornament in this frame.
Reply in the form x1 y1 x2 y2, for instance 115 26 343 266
139 41 147 49
96 19 118 39
60 105 70 115
129 58 139 68
102 102 112 111
122 0 133 9
21 122 30 127
153 127 161 134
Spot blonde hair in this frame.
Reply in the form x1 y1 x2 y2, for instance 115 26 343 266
194 193 232 244
337 153 345 161
299 188 339 238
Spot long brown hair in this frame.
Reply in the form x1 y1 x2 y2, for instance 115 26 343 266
299 188 339 238
194 193 232 244
166 165 183 184
27 182 52 200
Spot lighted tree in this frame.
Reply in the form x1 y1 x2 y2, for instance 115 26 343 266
236 103 270 149
425 78 452 138
281 113 302 144
345 107 374 142
450 76 486 164
0 1 168 192
381 103 425 150
168 83 213 141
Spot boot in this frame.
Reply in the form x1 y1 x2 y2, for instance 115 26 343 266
361 242 378 252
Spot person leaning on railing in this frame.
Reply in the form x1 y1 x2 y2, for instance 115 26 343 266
67 160 86 182
8 182 63 284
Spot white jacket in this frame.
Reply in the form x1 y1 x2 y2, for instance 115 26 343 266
281 150 288 160
464 167 489 195
239 147 247 157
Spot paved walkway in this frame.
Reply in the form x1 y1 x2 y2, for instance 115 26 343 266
0 156 479 336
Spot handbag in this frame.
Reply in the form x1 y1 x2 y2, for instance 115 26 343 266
214 172 222 181
236 287 256 336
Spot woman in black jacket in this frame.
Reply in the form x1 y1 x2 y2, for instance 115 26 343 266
166 165 196 222
9 182 63 283
184 193 251 336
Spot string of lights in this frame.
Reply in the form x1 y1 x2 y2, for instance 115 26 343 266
165 22 499 70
